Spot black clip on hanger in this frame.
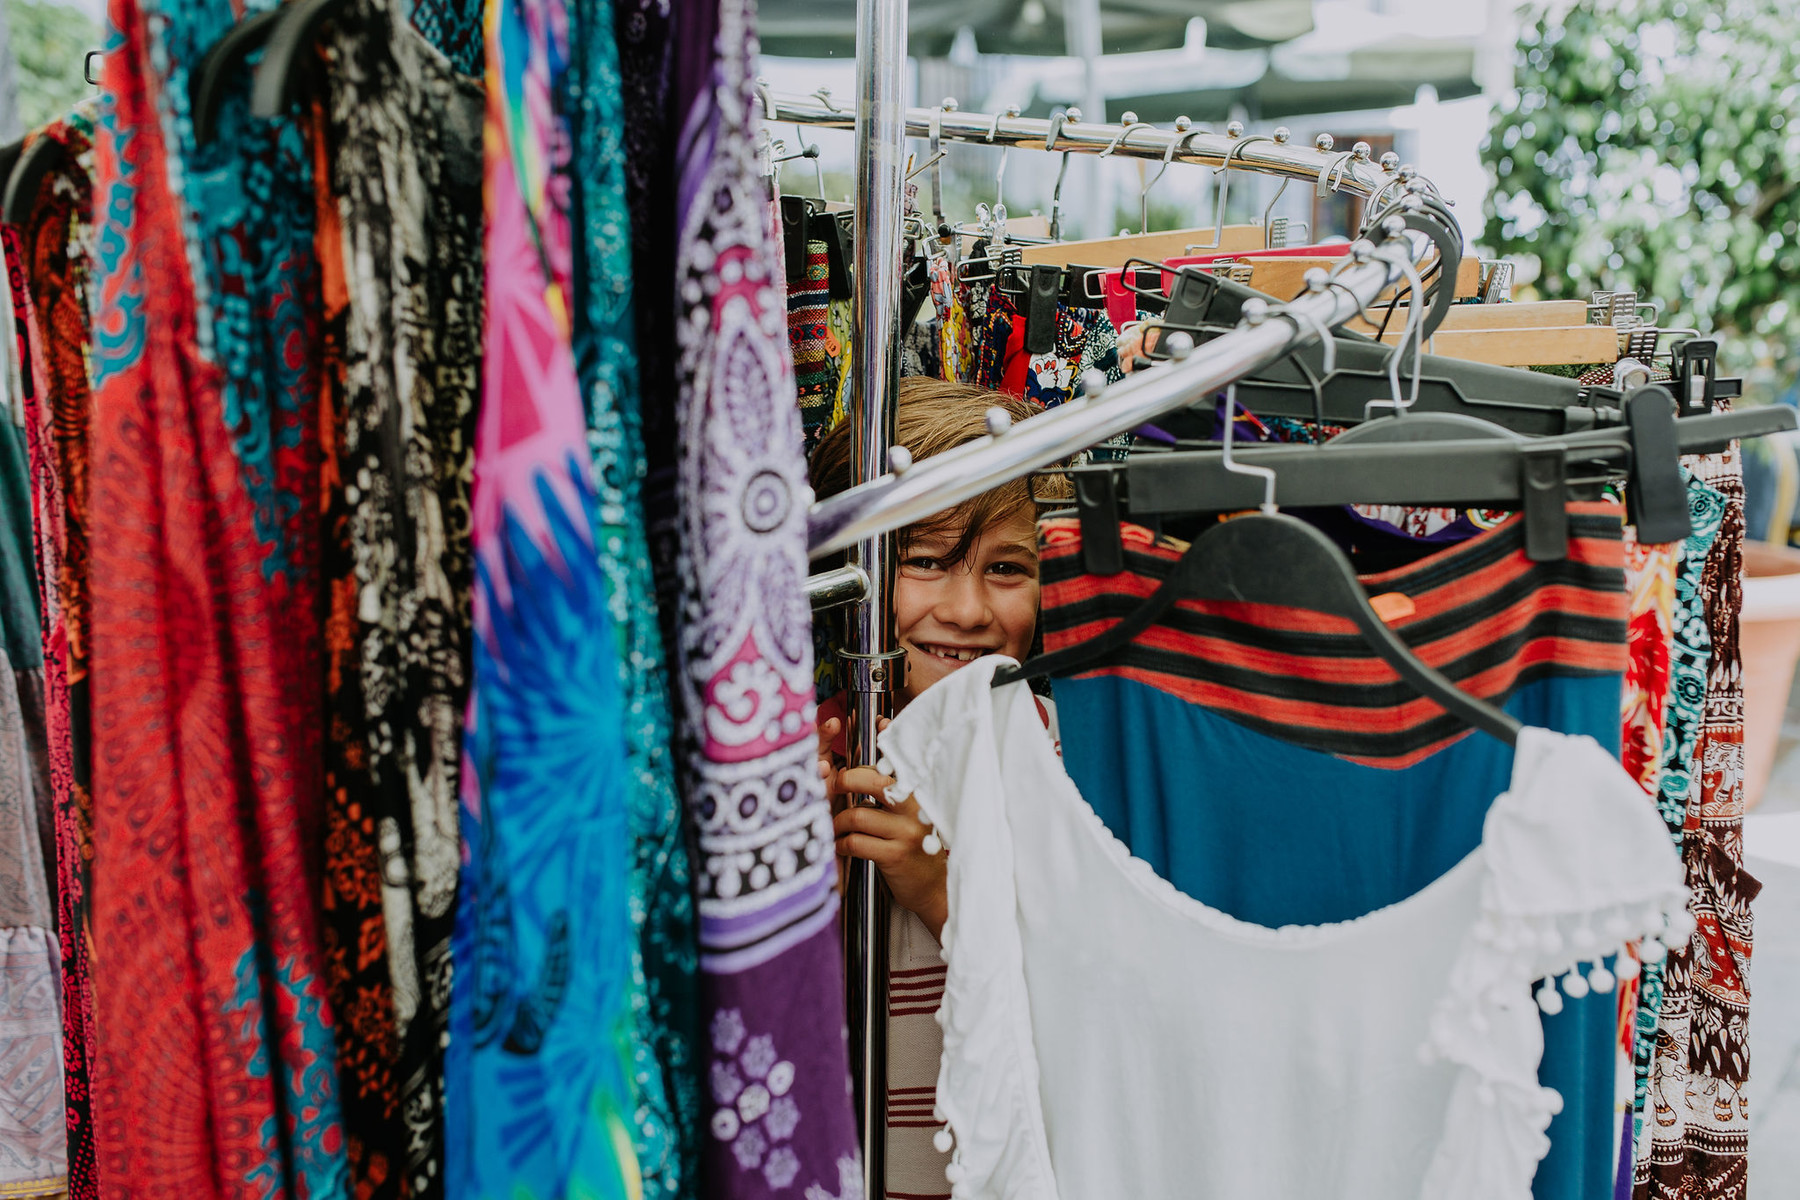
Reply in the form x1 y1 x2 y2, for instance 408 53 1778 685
1670 338 1739 416
1623 384 1693 545
190 8 283 145
995 511 1522 745
1023 263 1060 355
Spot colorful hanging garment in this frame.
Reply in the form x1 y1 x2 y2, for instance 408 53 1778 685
610 0 680 644
15 107 97 1200
0 230 67 1200
1633 470 1722 1186
789 241 836 450
1613 520 1679 1198
87 0 349 1188
313 0 485 1193
1638 445 1756 1200
564 0 702 1188
928 253 969 383
669 0 861 1192
411 0 484 74
443 0 643 1187
1621 527 1679 794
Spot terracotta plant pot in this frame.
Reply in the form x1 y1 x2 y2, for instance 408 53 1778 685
1740 540 1800 811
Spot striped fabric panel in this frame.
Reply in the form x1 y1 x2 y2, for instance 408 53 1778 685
1039 504 1628 766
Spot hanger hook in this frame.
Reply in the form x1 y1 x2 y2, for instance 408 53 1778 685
1044 110 1071 241
1191 133 1273 251
792 123 825 199
1140 127 1205 235
1364 246 1428 421
1220 381 1277 515
1100 119 1154 158
928 105 947 231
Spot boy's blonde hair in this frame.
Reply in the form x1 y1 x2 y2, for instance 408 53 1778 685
808 379 1071 566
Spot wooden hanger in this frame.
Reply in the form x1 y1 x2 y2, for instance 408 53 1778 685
1018 223 1266 268
1348 300 1618 367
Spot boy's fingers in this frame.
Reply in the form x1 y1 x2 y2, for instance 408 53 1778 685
834 805 916 840
834 765 896 799
836 832 904 866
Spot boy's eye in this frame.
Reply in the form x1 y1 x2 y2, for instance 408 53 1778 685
988 562 1027 577
902 556 943 572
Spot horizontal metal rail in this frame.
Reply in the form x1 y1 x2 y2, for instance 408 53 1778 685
763 89 1410 202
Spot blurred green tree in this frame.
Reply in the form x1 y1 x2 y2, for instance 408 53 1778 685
8 0 95 132
1483 0 1800 382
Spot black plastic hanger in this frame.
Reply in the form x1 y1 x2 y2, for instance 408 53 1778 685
190 9 282 145
0 140 23 195
2 137 62 225
1132 266 1604 438
994 511 1523 745
1065 400 1790 574
250 0 350 119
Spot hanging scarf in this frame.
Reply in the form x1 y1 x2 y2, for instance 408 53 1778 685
0 225 67 1200
565 0 703 1187
443 0 645 1188
669 0 861 1193
312 0 485 1192
87 0 349 1184
15 105 97 1200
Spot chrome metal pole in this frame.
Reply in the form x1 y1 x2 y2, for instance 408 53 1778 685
846 0 908 1194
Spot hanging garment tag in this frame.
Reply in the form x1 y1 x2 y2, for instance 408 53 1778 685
1024 264 1061 355
1368 592 1416 625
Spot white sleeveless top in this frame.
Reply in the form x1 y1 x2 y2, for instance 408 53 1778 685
876 657 1689 1200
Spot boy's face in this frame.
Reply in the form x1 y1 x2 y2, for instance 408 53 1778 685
894 509 1042 703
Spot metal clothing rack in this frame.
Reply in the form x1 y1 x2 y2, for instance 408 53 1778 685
803 14 1445 1192
763 87 1417 208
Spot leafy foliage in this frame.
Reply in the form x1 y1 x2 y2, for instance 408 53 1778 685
8 0 96 132
1482 0 1800 380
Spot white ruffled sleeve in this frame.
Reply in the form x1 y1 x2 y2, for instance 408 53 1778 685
878 658 1062 1200
1419 728 1690 1200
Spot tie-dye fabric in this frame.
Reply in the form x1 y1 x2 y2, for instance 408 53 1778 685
443 0 643 1190
564 0 702 1187
87 0 350 1188
669 0 861 1192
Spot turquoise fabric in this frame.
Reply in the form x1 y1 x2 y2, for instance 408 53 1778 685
564 0 702 1188
1057 671 1624 1200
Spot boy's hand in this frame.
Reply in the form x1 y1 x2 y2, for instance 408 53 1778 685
833 790 947 943
815 712 947 942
